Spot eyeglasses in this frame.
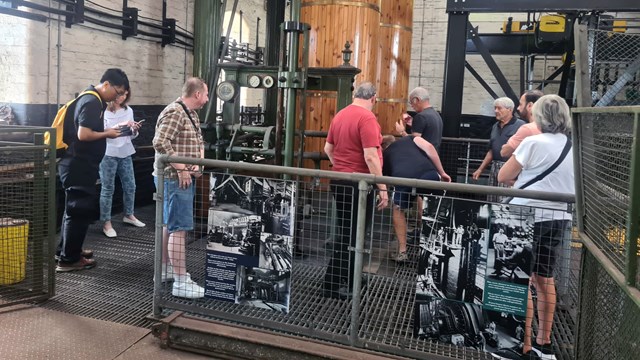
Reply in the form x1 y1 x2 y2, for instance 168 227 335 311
113 86 126 97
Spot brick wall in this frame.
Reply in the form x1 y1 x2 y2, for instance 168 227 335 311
0 0 195 107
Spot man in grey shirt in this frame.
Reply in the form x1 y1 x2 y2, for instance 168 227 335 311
472 97 525 187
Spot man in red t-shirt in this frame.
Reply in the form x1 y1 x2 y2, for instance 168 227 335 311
323 82 388 299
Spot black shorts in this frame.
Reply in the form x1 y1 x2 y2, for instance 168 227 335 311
532 220 571 278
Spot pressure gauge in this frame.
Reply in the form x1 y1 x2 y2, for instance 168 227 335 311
216 81 239 102
248 75 262 88
263 75 275 88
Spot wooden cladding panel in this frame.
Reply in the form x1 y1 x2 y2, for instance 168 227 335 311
298 92 337 171
302 0 380 82
380 0 413 29
376 0 413 135
301 0 380 169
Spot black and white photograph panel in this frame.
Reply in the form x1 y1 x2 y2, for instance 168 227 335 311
414 298 487 350
260 179 296 236
209 174 264 214
482 309 528 358
235 266 291 314
417 198 490 304
259 233 293 271
487 205 535 286
207 210 262 257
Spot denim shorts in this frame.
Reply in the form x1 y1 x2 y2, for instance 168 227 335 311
154 177 195 233
393 170 441 209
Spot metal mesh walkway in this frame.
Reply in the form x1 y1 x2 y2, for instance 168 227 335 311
41 206 158 328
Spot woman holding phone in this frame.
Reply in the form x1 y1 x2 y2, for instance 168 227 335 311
100 89 145 238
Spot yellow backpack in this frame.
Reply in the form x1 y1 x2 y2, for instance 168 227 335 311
44 90 101 153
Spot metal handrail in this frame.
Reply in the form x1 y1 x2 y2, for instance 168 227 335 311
158 155 575 203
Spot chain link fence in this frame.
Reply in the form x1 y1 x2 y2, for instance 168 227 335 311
0 126 56 308
589 28 640 107
572 108 640 288
577 251 640 360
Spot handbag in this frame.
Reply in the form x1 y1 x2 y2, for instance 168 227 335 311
502 135 572 204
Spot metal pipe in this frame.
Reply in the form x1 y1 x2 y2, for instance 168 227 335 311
160 155 576 203
283 0 301 168
56 1 62 108
256 16 260 50
350 180 368 345
239 10 243 43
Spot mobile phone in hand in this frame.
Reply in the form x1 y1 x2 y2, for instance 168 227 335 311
118 125 133 137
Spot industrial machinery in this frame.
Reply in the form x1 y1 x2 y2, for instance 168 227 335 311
199 1 360 170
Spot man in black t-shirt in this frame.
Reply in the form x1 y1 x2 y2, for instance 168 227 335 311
382 135 450 262
55 68 130 272
407 87 443 153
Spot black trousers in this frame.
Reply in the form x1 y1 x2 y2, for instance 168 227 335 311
56 157 99 263
323 180 374 293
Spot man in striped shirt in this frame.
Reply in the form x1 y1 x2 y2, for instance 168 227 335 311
153 77 208 299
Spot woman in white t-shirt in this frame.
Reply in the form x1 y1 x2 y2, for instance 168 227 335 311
498 94 574 360
99 89 145 238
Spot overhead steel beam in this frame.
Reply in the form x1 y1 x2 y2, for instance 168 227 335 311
468 22 519 105
447 0 640 12
465 34 566 55
465 61 499 99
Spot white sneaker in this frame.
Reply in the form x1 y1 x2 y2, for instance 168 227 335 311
172 276 205 299
153 263 189 282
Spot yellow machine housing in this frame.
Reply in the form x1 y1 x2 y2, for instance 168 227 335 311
535 14 571 43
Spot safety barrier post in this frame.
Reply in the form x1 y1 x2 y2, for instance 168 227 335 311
625 112 640 286
349 179 369 345
152 158 166 317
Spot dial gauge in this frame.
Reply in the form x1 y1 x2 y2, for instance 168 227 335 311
262 75 275 88
216 81 239 102
248 75 261 88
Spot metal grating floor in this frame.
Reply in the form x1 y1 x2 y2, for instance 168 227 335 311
39 205 578 360
41 206 159 328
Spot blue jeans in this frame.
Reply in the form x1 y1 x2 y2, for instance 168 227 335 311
99 155 136 222
154 177 195 233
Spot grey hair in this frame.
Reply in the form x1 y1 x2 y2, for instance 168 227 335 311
353 82 377 100
494 97 515 110
532 94 572 135
408 87 430 101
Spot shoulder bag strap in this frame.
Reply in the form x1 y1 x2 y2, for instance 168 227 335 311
518 135 572 190
176 100 199 132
